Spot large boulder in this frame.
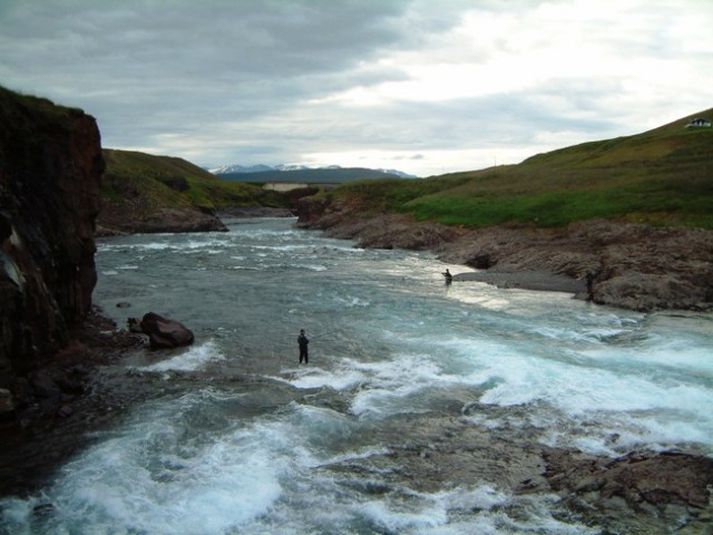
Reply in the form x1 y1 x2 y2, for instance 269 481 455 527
139 312 194 349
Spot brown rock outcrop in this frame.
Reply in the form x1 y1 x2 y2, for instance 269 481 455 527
546 450 713 509
544 449 713 532
441 220 713 311
97 205 227 235
0 87 103 390
297 194 713 312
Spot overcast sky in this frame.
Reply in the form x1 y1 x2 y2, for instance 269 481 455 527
1 0 711 176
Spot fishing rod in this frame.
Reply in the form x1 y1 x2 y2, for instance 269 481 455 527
309 332 333 340
304 330 338 340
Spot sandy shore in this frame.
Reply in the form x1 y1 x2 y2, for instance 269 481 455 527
453 270 587 294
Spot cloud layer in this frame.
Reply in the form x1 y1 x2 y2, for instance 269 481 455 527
1 0 711 176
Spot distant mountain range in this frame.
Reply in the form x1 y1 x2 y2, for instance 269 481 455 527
208 163 417 183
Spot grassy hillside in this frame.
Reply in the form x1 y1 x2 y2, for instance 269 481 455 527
101 149 289 215
0 85 83 125
219 167 411 184
325 109 713 229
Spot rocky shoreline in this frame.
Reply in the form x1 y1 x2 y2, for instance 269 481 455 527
96 207 228 236
0 309 143 497
337 410 713 534
296 198 713 312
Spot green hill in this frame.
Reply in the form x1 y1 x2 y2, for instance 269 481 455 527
324 109 713 229
99 149 301 233
219 167 412 184
101 149 289 211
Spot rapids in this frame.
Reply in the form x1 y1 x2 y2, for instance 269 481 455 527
1 217 711 534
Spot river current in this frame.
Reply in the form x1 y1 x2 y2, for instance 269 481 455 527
2 217 712 533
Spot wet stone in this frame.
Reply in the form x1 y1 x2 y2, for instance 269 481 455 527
0 388 14 414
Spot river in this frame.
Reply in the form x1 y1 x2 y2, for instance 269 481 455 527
1 217 712 533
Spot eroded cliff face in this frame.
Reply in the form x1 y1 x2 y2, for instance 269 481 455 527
0 87 104 388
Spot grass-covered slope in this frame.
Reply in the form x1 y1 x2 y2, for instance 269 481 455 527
101 149 288 214
219 167 410 184
327 109 713 229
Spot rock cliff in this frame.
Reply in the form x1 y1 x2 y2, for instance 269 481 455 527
0 87 104 395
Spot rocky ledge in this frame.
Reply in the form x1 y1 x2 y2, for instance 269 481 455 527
297 197 713 312
0 310 142 496
96 206 227 236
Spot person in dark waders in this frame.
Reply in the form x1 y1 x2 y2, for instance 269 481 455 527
298 329 309 364
442 268 453 285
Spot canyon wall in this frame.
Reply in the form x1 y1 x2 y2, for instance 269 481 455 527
0 87 104 388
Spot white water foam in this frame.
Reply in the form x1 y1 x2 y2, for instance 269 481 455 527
333 295 371 307
283 354 467 418
249 244 313 251
349 355 463 417
428 331 713 453
228 228 303 239
279 364 365 391
138 341 226 372
0 390 280 533
350 485 596 535
0 393 368 534
99 237 232 253
259 262 328 271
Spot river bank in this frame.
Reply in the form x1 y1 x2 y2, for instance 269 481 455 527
296 199 713 312
2 219 712 533
0 309 144 497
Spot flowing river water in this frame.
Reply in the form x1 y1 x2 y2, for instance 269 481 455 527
1 217 712 533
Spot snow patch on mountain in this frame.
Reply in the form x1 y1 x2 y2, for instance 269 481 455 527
207 163 416 178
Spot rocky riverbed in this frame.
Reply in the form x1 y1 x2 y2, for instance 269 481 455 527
3 339 712 533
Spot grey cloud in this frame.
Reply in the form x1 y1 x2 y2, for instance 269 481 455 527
1 1 711 173
1 1 413 78
1 0 455 158
268 87 620 152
